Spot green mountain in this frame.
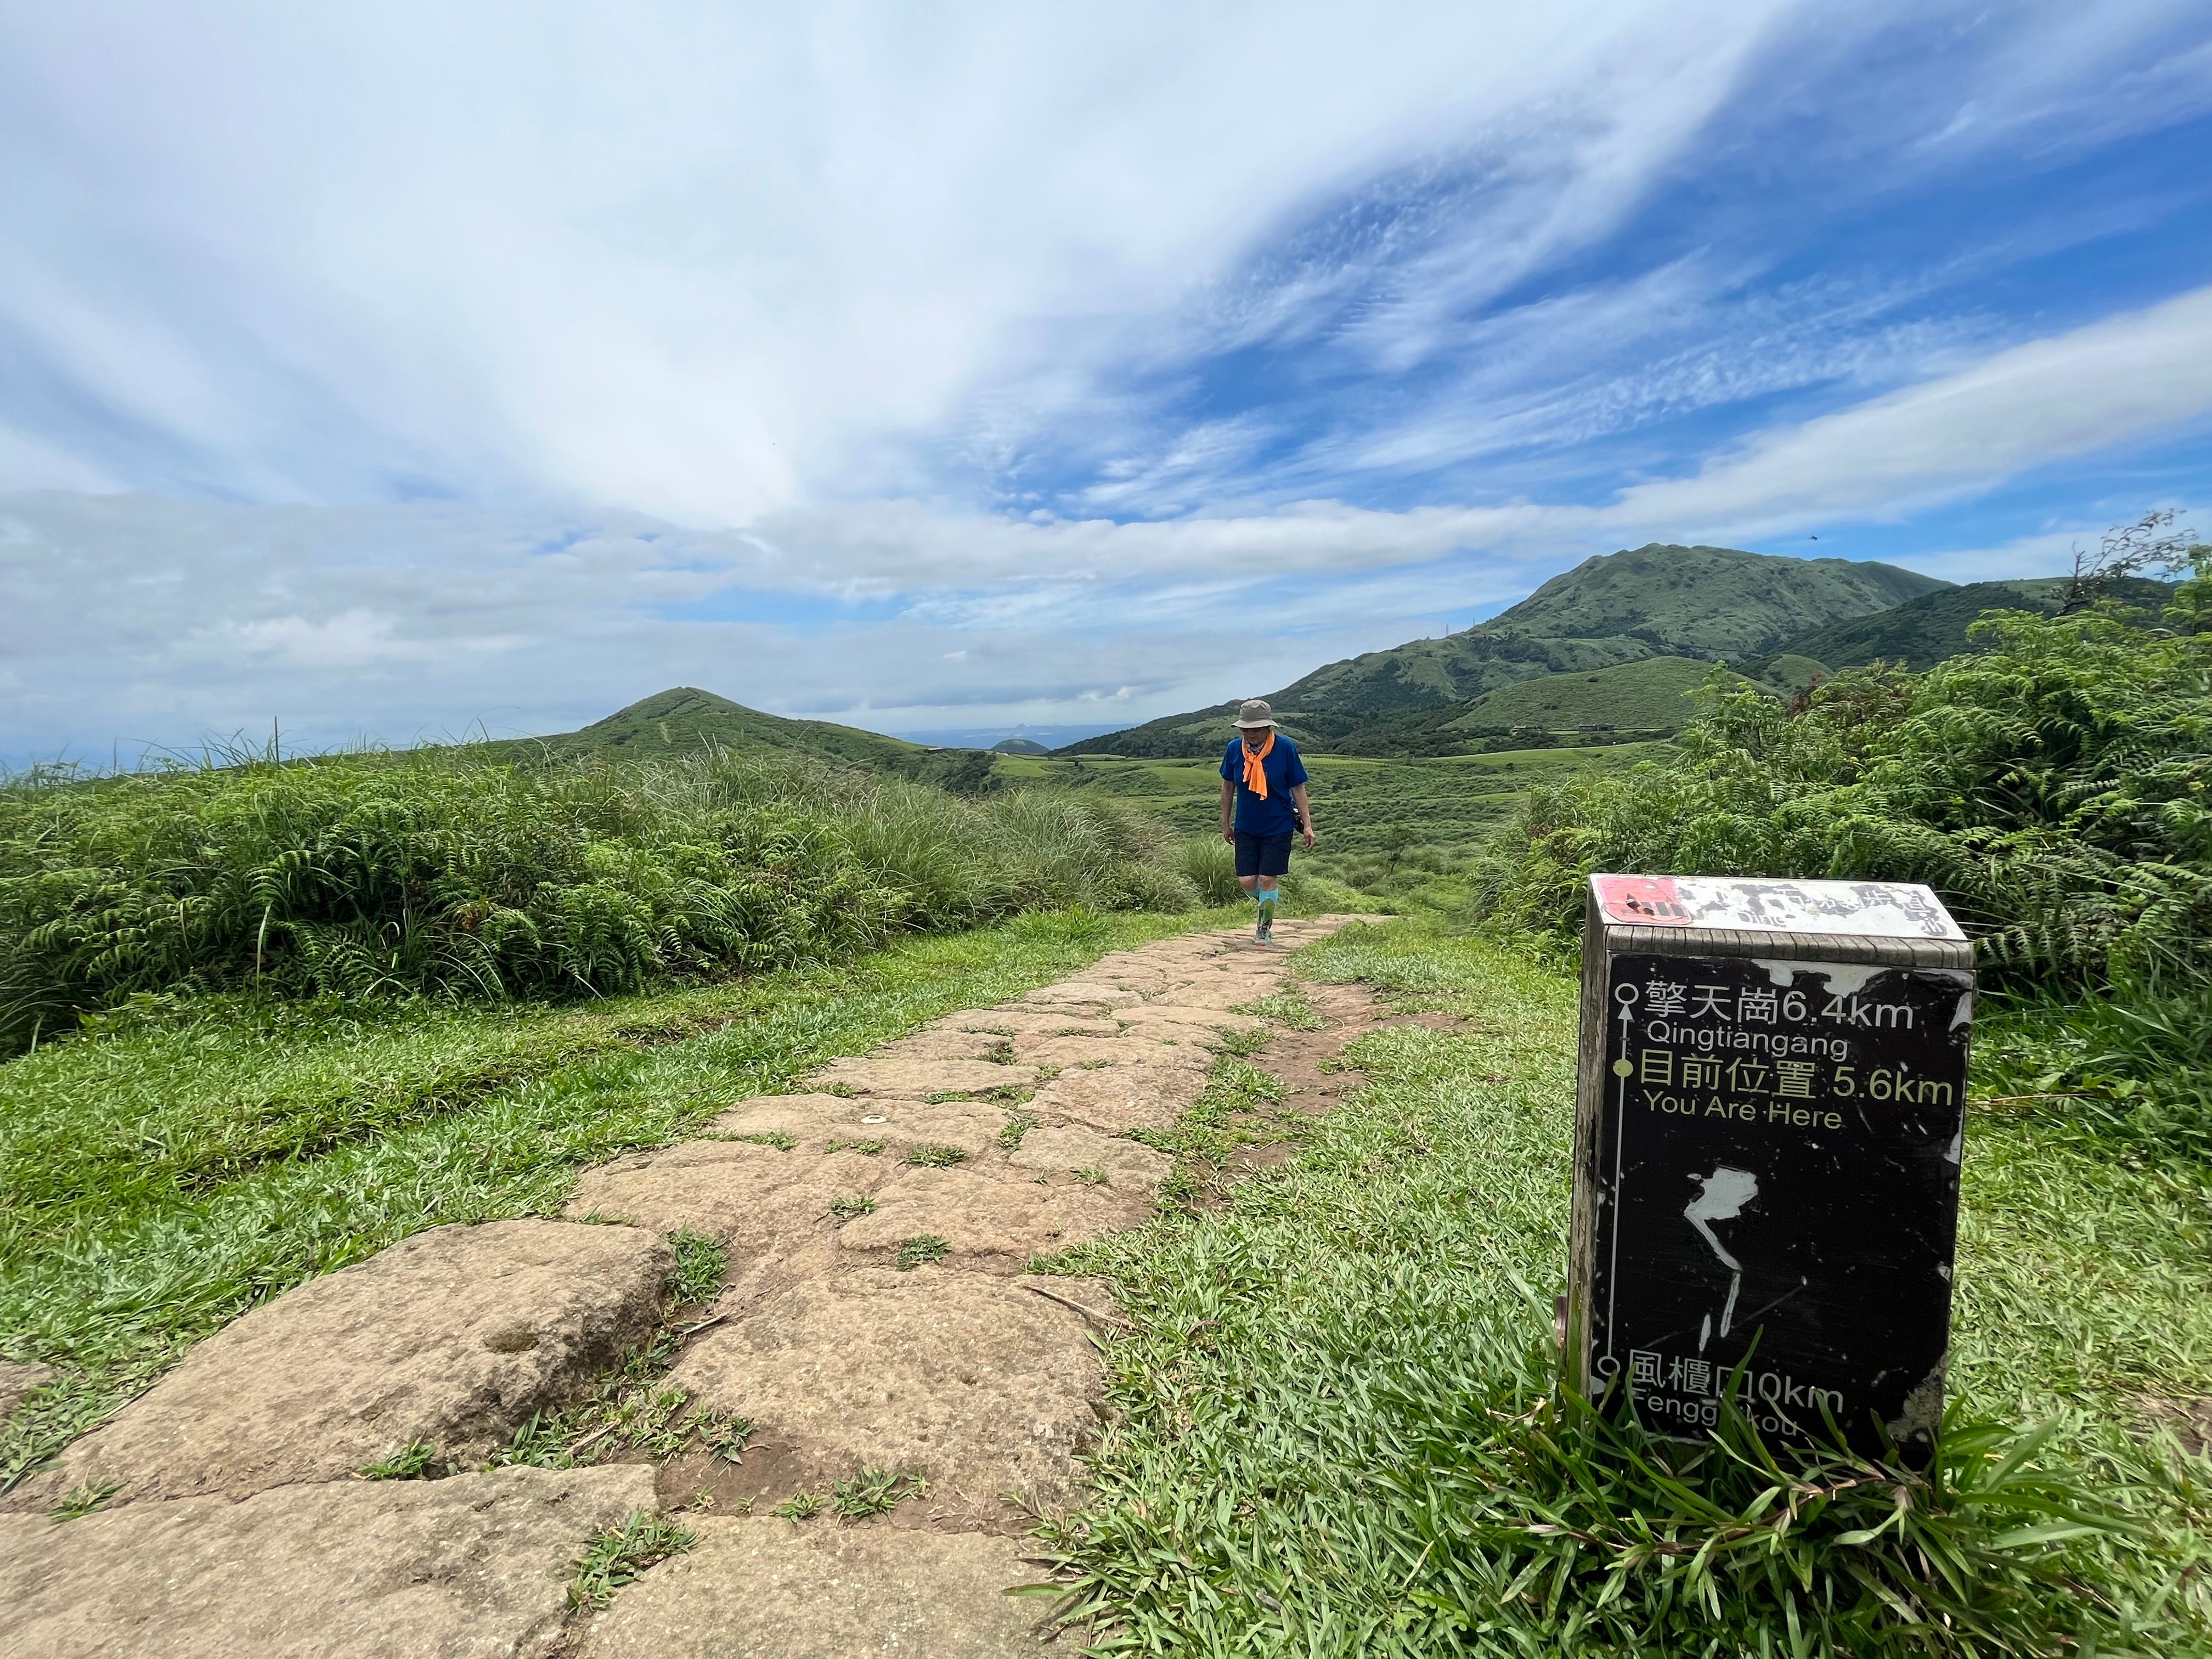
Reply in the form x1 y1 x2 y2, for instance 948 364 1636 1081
1769 577 2174 674
474 687 1009 793
1063 544 1947 757
989 737 1053 755
482 686 928 768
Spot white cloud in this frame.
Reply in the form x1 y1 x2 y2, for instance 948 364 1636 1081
1615 284 2212 533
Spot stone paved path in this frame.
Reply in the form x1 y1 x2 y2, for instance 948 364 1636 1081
0 916 1378 1657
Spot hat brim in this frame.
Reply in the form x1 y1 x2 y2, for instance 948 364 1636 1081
1231 718 1277 729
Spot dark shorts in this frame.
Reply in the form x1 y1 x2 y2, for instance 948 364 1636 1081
1233 831 1294 878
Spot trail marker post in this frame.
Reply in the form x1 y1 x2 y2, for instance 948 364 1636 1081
1566 873 1975 1460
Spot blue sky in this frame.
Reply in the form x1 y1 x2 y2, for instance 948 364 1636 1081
2 1 2208 762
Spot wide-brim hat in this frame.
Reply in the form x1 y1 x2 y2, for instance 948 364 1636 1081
1232 698 1278 729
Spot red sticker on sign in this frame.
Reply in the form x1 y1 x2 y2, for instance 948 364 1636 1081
1594 874 1691 924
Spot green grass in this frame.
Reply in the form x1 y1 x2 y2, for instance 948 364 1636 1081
1039 922 2212 1654
895 1235 952 1271
900 1143 967 1167
48 1478 121 1520
663 1229 728 1307
567 1510 697 1610
829 1464 922 1520
354 1437 444 1480
0 905 1231 1487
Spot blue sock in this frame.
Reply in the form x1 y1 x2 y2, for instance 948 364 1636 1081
1256 887 1278 906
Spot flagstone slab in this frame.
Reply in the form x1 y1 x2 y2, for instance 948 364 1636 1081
812 1056 1040 1098
0 1464 655 1659
48 1221 670 1506
1026 1063 1207 1133
713 1097 1014 1159
838 1166 1144 1262
1007 1125 1173 1193
1017 1033 1211 1071
943 1008 1122 1039
567 1141 893 1246
1018 983 1150 1009
1115 1004 1259 1036
573 1515 1049 1658
665 1269 1110 1527
870 1029 1016 1064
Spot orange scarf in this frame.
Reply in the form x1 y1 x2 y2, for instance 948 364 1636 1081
1240 730 1276 799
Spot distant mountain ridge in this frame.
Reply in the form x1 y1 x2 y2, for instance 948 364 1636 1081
1764 576 2174 674
1063 544 1948 758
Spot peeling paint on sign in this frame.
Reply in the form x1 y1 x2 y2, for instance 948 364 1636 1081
1594 873 1966 940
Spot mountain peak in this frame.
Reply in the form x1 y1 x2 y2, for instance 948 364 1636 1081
1062 543 1952 757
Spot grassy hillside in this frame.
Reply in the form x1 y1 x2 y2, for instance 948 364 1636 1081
1770 576 2174 673
1064 543 1946 756
478 686 928 770
1447 654 1743 734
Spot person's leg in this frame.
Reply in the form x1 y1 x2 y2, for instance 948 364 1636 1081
1253 834 1291 941
1233 834 1262 921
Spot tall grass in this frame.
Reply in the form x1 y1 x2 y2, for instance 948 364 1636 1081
0 746 1202 1050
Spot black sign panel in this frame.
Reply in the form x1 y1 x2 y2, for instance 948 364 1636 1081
1587 953 1971 1457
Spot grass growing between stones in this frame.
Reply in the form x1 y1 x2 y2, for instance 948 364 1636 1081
353 1438 445 1481
568 1510 697 1611
1041 924 2212 1655
0 906 1232 1487
1126 1051 1300 1207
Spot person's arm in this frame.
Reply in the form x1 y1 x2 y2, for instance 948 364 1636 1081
1220 777 1235 844
1291 782 1316 850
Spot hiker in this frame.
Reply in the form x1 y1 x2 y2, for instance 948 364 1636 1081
1219 698 1314 944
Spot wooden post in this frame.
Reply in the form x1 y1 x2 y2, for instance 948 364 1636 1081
1567 873 1975 1459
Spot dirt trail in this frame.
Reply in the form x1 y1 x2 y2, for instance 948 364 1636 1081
0 916 1385 1657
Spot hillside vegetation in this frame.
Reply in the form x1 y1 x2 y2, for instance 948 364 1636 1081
0 747 1200 1052
1769 575 2174 673
1066 543 1945 757
1478 556 2212 1160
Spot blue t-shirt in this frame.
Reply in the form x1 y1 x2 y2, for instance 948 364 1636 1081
1221 736 1309 836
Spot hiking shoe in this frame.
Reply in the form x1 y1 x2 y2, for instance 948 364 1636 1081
1256 910 1273 944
